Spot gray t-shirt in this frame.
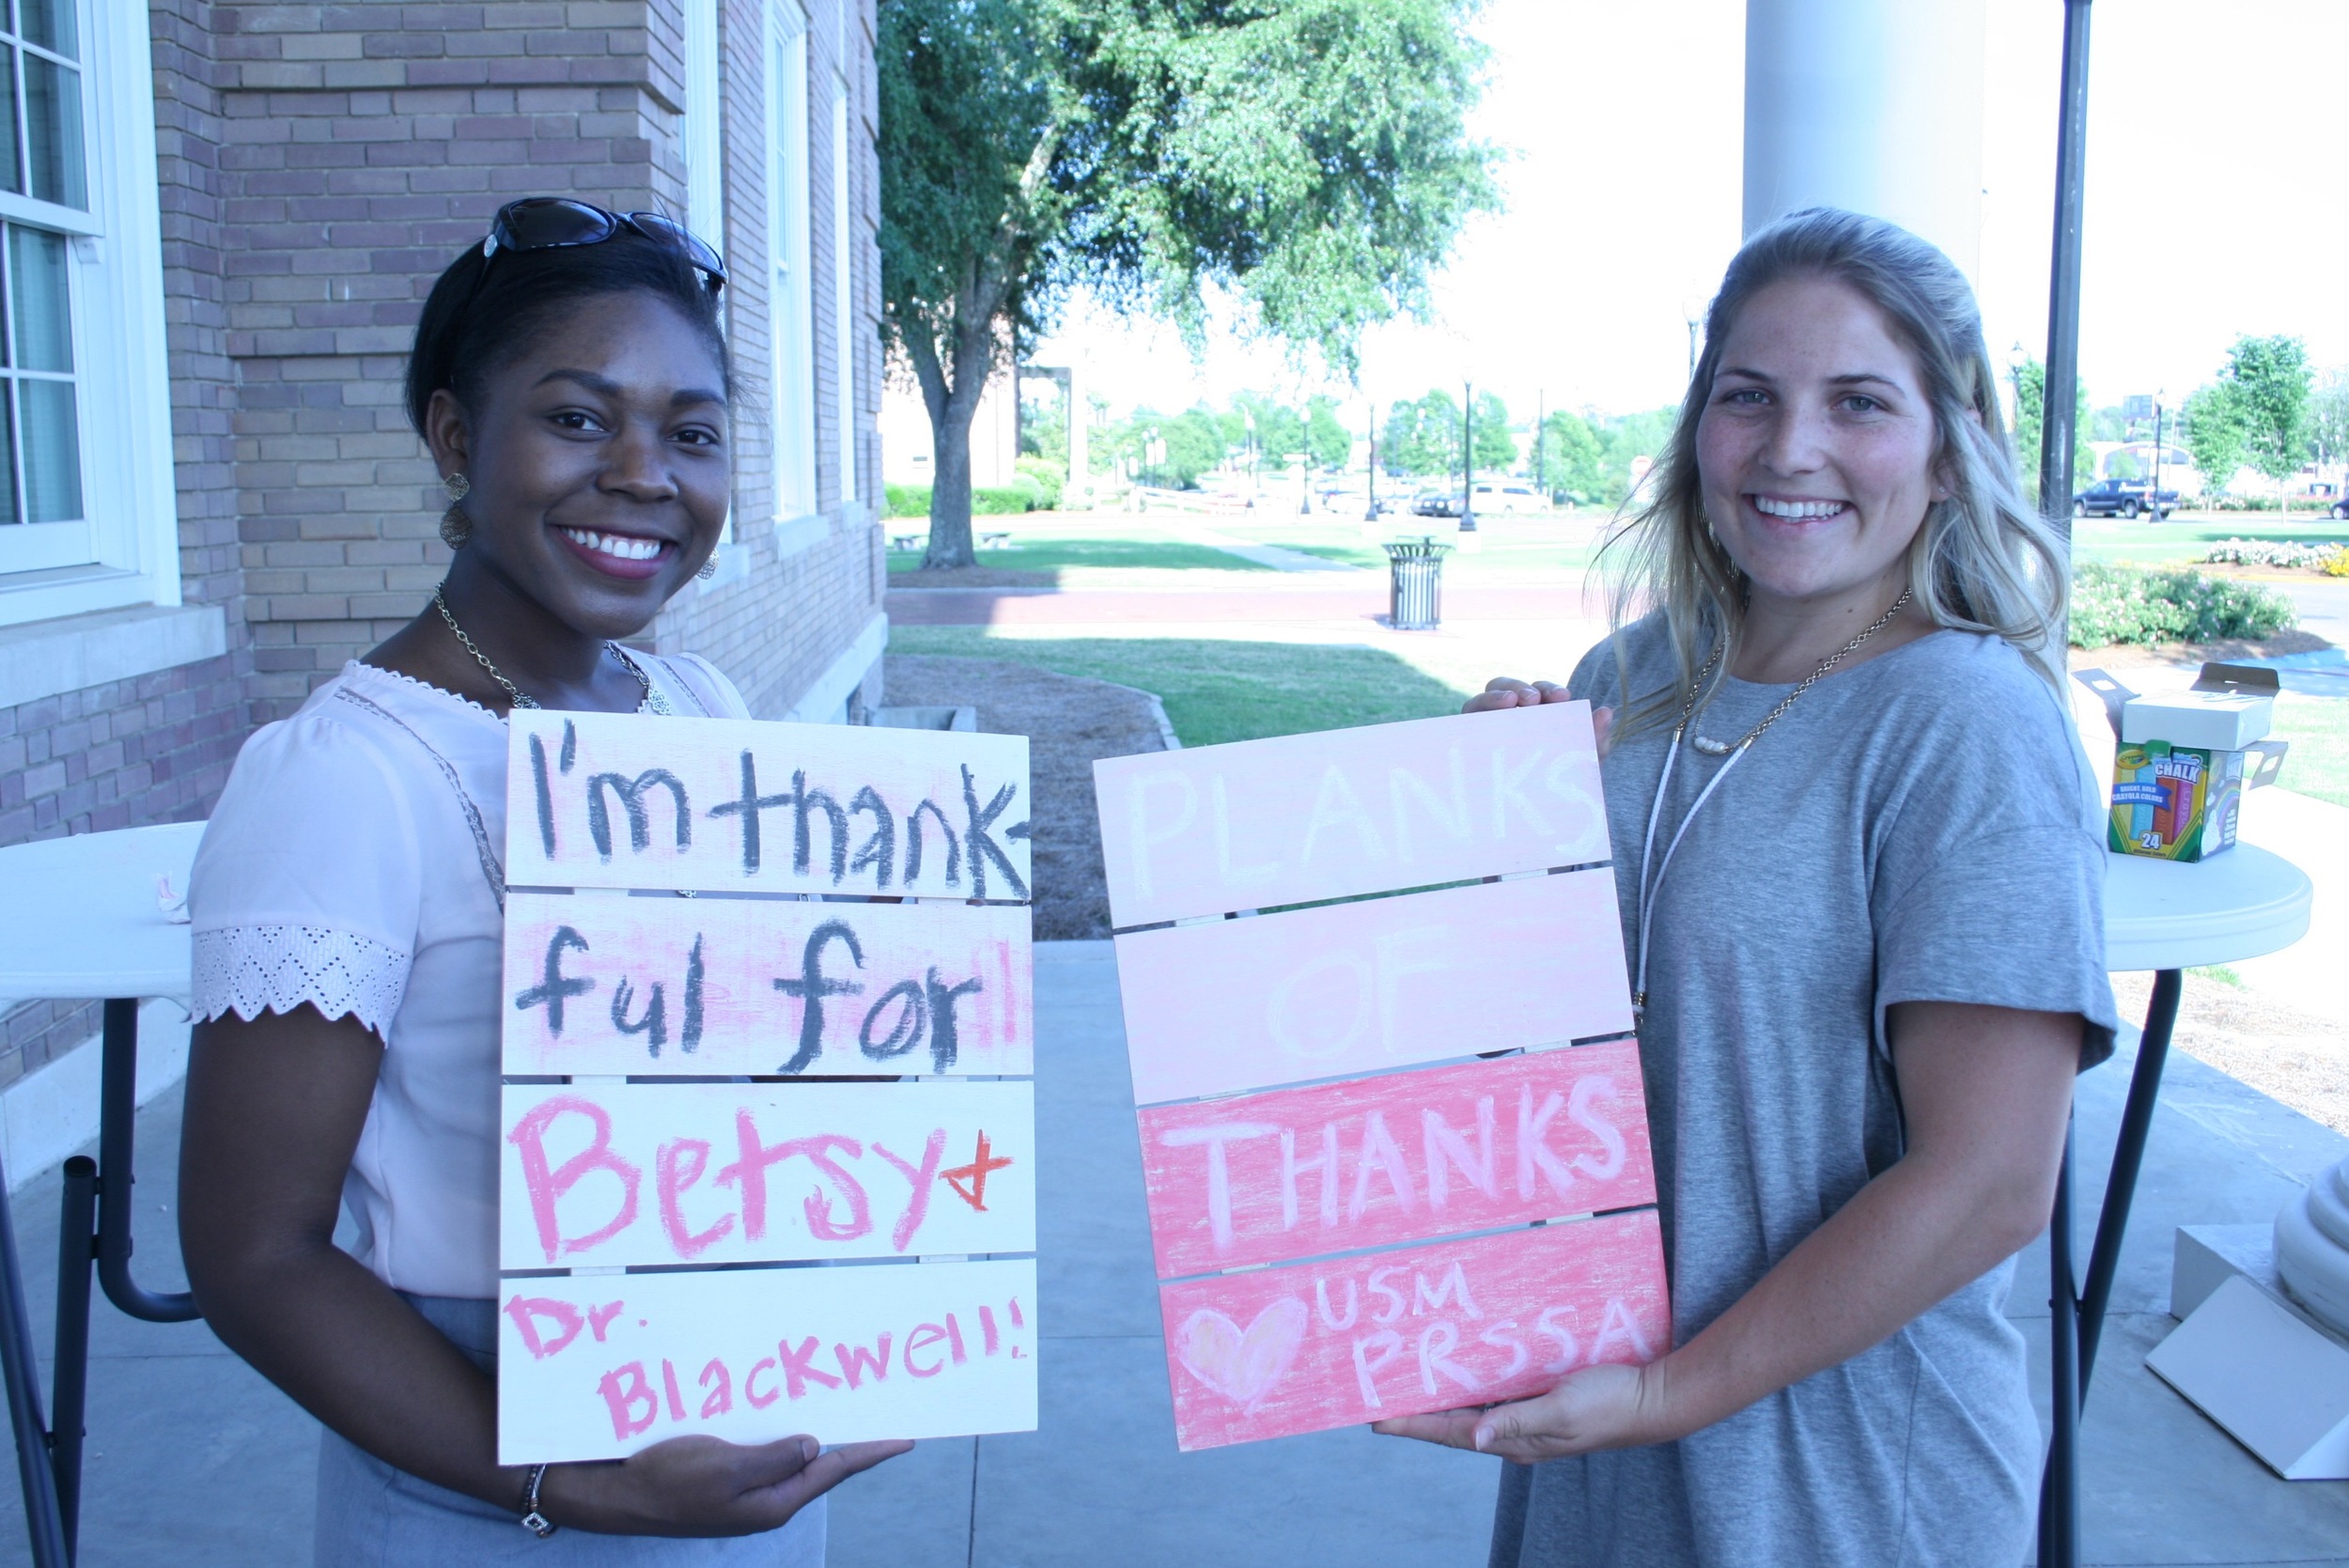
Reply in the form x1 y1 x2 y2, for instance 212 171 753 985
1489 618 2117 1568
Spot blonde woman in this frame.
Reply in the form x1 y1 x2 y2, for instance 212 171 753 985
1381 209 2116 1566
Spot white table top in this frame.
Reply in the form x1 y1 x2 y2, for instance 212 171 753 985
0 821 204 1003
2104 845 2313 973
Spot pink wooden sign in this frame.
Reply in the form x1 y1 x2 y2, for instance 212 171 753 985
506 711 1032 900
1136 1043 1653 1278
497 1257 1038 1463
501 891 1033 1077
1157 1214 1668 1452
500 1080 1034 1269
1114 871 1630 1104
1094 702 1608 927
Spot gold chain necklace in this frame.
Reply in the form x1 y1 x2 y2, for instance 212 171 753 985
1685 587 1912 755
432 585 672 716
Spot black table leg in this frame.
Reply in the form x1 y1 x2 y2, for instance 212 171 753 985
2037 967 2184 1566
95 1000 197 1325
50 1157 94 1553
0 1134 69 1568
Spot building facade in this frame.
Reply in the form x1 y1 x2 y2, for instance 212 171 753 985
0 2 885 1117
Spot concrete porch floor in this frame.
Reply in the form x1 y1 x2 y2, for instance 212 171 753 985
1 941 2343 1565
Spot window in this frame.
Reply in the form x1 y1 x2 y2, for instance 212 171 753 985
0 0 180 628
767 3 815 520
830 82 854 512
682 0 723 254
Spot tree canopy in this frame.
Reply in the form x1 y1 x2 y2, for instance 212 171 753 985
879 0 1497 565
2009 357 2092 503
2182 334 2313 495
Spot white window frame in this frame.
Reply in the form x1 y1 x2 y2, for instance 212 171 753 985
768 2 817 524
682 0 724 246
0 0 179 629
830 79 855 516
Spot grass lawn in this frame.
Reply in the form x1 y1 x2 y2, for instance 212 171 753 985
884 627 1471 747
2273 691 2349 810
2072 515 2349 569
884 536 1272 576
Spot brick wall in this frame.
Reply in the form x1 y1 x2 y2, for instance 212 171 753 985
0 0 886 1089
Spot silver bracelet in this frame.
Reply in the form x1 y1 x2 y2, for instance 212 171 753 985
520 1463 558 1538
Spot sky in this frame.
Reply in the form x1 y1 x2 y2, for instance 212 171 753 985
1039 0 2349 430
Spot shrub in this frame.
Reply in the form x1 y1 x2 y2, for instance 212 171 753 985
1014 456 1065 509
972 482 1038 515
2069 563 2297 647
883 483 930 519
2202 537 2345 569
2327 551 2349 579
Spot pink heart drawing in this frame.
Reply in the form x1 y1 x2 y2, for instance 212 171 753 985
1174 1297 1310 1414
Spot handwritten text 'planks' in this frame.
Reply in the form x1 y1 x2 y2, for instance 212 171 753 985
1094 702 1606 927
1138 1043 1654 1278
500 1080 1034 1270
502 892 1032 1077
506 711 1032 899
1115 871 1630 1104
496 1258 1038 1463
1158 1214 1667 1452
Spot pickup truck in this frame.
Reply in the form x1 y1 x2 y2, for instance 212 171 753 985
2072 477 2180 520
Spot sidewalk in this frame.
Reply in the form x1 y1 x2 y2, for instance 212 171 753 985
2 943 2344 1564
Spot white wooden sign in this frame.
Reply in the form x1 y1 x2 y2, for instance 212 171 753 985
497 1259 1038 1464
506 710 1033 899
502 892 1034 1077
499 713 1037 1462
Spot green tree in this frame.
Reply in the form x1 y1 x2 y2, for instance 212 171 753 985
1123 406 1229 489
1382 390 1461 477
879 0 1497 566
1304 395 1351 470
1536 410 1605 503
2307 366 2349 469
1470 391 1515 473
2226 334 2312 487
2008 357 2093 504
2183 381 2248 497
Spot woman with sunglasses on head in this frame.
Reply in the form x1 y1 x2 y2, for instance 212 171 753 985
178 198 908 1563
1380 210 2118 1565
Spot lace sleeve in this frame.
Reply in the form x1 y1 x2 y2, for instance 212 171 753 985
192 924 412 1039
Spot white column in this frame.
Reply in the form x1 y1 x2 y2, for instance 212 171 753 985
1742 0 1986 282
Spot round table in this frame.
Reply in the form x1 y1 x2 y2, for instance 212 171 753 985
0 821 206 1567
2042 845 2314 1568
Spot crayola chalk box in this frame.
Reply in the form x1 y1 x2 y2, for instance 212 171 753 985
2108 740 2247 862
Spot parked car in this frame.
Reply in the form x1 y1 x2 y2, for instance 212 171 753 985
2073 477 2179 520
1413 487 1464 518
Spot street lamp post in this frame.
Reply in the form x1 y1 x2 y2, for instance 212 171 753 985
1534 389 1546 501
1459 380 1476 533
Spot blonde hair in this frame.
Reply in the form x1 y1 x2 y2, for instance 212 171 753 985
1601 207 2067 738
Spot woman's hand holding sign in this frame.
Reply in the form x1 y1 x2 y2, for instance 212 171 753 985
1372 1359 1670 1462
1463 678 1613 760
535 1432 911 1536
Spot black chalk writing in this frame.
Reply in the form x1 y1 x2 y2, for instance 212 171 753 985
514 925 594 1035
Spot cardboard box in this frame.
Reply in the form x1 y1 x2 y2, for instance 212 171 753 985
2075 663 2290 863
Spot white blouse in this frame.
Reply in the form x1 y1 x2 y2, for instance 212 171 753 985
189 655 752 1298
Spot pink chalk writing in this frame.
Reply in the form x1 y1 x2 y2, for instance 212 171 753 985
1138 1042 1655 1276
1157 1215 1668 1452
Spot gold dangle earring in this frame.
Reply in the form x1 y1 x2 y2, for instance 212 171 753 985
439 472 473 549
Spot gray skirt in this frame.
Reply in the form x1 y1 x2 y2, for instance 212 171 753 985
315 1293 827 1568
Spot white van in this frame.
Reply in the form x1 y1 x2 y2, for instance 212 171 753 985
1469 481 1543 515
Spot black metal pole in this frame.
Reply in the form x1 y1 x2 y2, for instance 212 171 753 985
52 1157 95 1554
2039 0 2094 537
2076 968 2181 1392
95 1000 196 1324
2039 1118 2082 1568
0 1136 69 1568
1366 405 1380 522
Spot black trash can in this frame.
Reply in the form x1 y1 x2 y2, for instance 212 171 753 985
1385 536 1451 630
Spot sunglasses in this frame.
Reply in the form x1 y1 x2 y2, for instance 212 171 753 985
479 197 727 292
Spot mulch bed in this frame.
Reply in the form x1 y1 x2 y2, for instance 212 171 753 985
882 654 1169 939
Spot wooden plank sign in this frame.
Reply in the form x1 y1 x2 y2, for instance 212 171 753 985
1094 703 1608 927
506 710 1032 899
1094 702 1669 1452
1135 1043 1653 1278
1159 1216 1667 1452
498 1258 1038 1463
502 892 1032 1077
1114 871 1630 1104
500 1081 1035 1269
499 713 1037 1464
